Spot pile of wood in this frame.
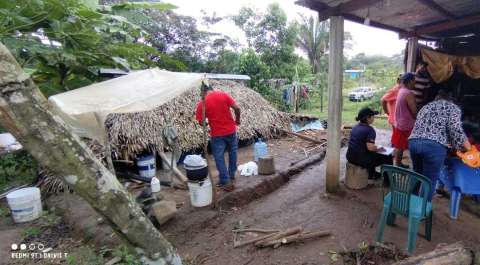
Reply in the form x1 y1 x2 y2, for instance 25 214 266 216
105 80 291 159
233 226 331 249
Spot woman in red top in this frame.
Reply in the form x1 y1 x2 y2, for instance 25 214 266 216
381 74 402 128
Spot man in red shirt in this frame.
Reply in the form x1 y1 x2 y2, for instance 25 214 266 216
196 84 241 191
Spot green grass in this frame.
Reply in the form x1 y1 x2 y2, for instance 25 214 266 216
21 226 42 239
300 87 390 129
66 246 104 265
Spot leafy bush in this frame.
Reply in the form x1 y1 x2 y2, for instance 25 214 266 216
0 151 38 192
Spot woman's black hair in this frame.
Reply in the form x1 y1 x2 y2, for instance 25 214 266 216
356 116 369 123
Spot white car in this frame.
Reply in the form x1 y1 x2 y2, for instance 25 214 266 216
348 87 374 101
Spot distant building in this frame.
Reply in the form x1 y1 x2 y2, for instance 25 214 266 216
344 69 364 79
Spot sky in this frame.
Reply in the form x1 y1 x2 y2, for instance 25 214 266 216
166 0 407 58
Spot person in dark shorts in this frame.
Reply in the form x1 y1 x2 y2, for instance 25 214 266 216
346 107 393 180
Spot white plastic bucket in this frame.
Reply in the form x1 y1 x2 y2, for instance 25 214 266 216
0 133 16 147
187 178 212 207
137 155 156 179
6 187 42 223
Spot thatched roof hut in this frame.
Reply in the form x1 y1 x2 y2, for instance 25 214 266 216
48 69 291 158
105 79 290 157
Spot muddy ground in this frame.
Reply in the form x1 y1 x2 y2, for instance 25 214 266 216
165 129 480 265
1 129 479 265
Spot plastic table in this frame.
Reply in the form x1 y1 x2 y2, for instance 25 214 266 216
439 158 480 219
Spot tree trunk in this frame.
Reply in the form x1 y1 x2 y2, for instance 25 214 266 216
0 43 182 264
392 242 473 265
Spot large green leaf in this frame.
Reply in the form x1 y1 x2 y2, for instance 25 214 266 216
78 0 98 10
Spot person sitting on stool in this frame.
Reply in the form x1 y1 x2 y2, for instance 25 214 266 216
346 107 393 180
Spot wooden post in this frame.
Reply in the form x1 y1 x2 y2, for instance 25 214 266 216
94 112 115 174
406 37 418 72
326 16 344 193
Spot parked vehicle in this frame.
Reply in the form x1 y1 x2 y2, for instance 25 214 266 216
348 87 375 101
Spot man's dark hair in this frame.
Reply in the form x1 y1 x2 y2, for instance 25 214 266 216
418 61 428 67
400 72 415 84
201 81 212 92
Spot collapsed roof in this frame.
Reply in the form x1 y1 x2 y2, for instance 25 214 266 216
48 69 290 157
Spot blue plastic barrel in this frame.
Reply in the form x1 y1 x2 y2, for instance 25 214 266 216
137 154 156 179
253 139 268 162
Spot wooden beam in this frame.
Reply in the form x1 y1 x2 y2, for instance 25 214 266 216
318 0 384 21
342 13 406 34
416 0 457 20
326 16 343 193
406 37 418 72
401 13 480 38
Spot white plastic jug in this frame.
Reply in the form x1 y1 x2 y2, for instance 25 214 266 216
150 177 161 193
253 139 268 162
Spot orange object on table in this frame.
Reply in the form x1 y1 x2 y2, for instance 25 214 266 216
456 145 480 168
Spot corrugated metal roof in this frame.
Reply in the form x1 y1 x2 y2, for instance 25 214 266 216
206 74 251 80
296 0 480 40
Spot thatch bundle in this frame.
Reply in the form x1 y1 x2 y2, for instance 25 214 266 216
105 80 291 158
37 139 106 195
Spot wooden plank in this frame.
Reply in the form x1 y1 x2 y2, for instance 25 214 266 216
416 0 457 20
413 13 480 36
326 16 343 193
281 129 324 145
342 13 406 34
406 37 418 72
317 0 384 21
158 152 188 184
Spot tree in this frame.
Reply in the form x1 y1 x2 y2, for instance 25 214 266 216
238 48 269 89
233 3 299 81
0 42 182 264
297 15 329 74
0 0 176 96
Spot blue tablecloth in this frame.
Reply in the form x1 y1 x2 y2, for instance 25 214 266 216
439 158 480 195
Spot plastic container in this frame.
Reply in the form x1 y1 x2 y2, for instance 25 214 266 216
150 177 161 193
184 155 208 181
137 154 156 179
6 187 42 223
253 139 268 162
0 133 16 147
187 178 212 207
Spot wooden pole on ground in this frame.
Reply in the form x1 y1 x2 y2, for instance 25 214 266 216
201 80 218 209
325 16 344 193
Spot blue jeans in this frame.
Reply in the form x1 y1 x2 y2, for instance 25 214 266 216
211 133 238 185
408 139 447 201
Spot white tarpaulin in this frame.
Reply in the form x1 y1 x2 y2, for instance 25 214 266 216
48 68 204 141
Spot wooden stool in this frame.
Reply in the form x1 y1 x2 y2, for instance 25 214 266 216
345 162 368 189
258 156 275 175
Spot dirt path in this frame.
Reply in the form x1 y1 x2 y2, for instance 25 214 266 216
170 129 480 265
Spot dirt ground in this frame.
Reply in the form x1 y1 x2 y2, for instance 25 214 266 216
165 129 480 265
1 129 479 265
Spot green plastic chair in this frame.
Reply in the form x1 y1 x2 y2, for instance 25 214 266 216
376 165 433 255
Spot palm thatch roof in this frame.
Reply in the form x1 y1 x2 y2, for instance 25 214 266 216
105 80 291 157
